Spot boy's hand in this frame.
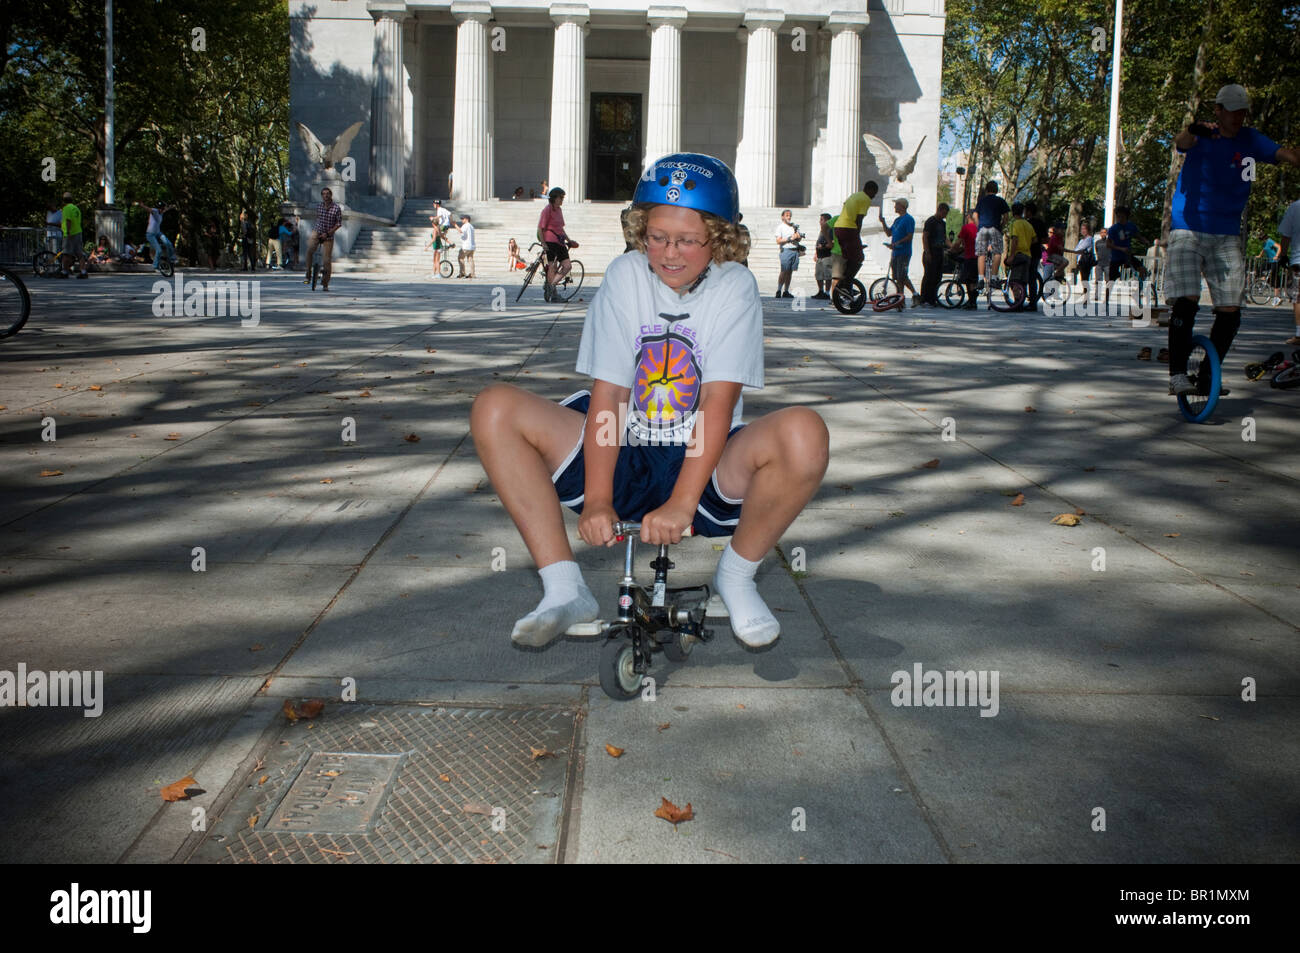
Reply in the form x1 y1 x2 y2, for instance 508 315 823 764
639 502 695 546
579 503 621 547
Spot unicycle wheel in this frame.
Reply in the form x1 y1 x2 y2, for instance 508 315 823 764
1177 334 1221 423
832 278 866 314
599 635 643 701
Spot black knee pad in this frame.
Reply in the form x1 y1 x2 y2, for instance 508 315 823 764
1211 308 1241 336
1171 297 1198 330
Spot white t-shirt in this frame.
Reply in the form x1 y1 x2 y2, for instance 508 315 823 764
459 222 475 251
576 251 764 445
1279 199 1300 266
45 209 61 236
146 207 163 234
775 222 796 246
436 207 452 229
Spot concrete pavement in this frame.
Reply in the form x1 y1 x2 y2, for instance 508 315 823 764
0 267 1296 864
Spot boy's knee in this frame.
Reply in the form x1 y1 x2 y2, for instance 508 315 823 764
780 407 830 474
469 383 521 433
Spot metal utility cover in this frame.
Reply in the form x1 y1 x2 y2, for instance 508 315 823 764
189 704 577 864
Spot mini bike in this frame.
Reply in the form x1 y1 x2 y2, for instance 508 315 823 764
564 521 727 701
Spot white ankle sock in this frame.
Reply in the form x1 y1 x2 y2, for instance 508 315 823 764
511 561 598 648
712 543 780 647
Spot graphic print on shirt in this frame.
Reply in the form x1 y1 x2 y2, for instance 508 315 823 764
631 313 701 444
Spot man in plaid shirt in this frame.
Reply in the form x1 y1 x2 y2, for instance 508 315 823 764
303 187 343 291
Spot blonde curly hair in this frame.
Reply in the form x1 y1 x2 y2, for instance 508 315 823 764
622 206 750 265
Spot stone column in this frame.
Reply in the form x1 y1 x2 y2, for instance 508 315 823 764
450 1 493 201
644 7 687 168
548 4 589 198
368 3 409 216
736 10 783 207
823 11 870 207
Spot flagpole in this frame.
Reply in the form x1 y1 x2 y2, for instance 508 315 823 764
1103 0 1123 230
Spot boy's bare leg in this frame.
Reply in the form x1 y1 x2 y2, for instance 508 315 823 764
709 406 830 646
469 384 597 645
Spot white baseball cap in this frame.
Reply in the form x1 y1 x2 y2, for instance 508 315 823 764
1215 84 1250 112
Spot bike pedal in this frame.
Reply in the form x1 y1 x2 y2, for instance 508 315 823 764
704 594 729 618
564 620 607 637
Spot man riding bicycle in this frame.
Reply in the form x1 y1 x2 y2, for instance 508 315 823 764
538 187 579 303
135 200 177 272
829 180 879 303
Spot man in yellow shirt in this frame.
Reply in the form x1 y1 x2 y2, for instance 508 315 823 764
829 180 879 303
1003 202 1037 310
60 192 89 278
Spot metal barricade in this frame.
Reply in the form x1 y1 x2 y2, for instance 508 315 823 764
0 228 46 267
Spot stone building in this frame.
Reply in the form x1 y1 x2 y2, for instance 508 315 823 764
291 0 945 224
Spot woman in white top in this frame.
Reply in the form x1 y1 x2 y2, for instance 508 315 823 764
45 202 62 252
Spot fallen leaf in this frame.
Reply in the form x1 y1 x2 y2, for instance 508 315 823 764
604 744 624 758
1164 533 1180 538
39 469 63 478
88 385 103 391
462 802 493 816
258 774 269 785
358 390 372 397
1083 466 1096 472
1024 406 1037 412
917 458 940 469
1075 507 1086 516
283 699 325 721
530 746 555 761
654 797 694 825
247 813 259 828
321 770 341 777
160 775 198 802
1051 513 1081 526
439 774 450 782
657 723 671 732
736 704 745 709
248 643 264 652
1215 478 1229 483
404 433 420 442
1010 493 1025 506
1198 715 1220 722
165 432 181 440
320 478 333 484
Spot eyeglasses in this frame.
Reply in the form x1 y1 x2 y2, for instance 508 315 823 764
646 232 709 252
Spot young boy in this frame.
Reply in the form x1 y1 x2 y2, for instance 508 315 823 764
470 153 829 650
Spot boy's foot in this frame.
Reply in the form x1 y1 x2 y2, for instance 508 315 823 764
712 545 780 648
1169 373 1195 395
511 564 598 648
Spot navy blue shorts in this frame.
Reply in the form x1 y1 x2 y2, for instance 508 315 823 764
551 391 743 537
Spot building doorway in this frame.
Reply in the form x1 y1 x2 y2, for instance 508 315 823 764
588 93 642 201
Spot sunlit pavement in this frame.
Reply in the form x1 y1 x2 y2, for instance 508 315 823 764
1 270 1296 864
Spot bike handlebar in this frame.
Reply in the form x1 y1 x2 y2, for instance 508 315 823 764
613 521 694 539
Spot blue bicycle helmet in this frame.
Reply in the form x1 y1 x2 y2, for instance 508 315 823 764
633 153 739 224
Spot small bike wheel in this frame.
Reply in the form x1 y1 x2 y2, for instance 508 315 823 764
158 256 174 278
556 260 584 301
0 268 33 338
940 280 965 309
832 278 867 314
599 636 643 701
993 280 1027 312
439 260 454 279
871 293 904 312
33 251 53 278
1245 276 1272 306
661 629 694 663
1270 363 1300 389
1177 334 1221 422
868 276 892 301
310 260 319 291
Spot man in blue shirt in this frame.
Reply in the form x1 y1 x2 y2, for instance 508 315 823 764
879 197 919 307
974 182 1011 289
1165 84 1300 397
1105 205 1149 304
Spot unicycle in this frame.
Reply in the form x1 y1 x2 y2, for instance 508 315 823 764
309 244 323 290
564 521 723 701
1177 334 1221 423
832 277 867 314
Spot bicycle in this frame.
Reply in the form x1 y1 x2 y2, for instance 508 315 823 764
516 242 584 303
562 521 721 701
1176 334 1221 423
33 248 73 278
1245 259 1278 306
1 267 32 338
864 244 906 312
308 242 324 291
977 245 1039 312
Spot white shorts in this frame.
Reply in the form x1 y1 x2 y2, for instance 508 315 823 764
975 227 1003 257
